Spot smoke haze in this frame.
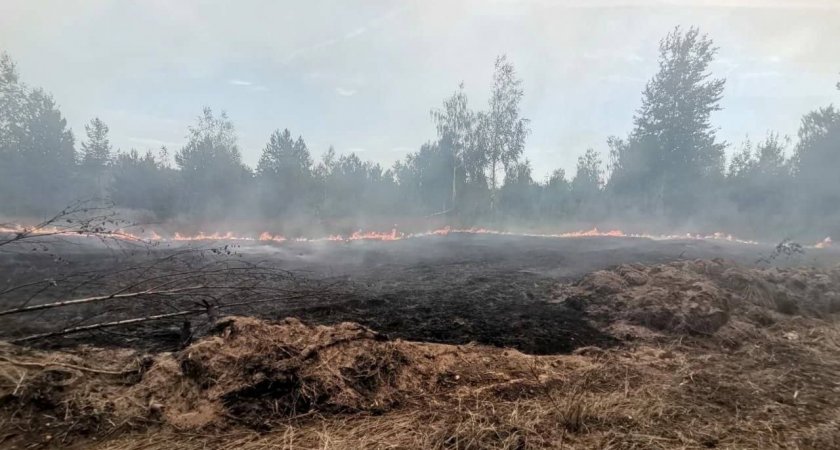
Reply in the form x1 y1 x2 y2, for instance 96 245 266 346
1 0 839 241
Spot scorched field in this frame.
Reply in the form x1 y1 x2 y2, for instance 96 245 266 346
2 233 840 449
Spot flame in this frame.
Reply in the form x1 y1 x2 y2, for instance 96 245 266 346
347 228 402 241
0 224 68 235
2 222 832 249
258 232 287 243
173 231 254 241
420 226 757 244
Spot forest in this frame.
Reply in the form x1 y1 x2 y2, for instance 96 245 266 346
1 26 838 240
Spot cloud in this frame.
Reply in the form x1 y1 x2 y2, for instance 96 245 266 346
229 79 268 91
344 26 367 39
127 136 181 148
283 6 404 63
623 53 644 62
739 71 784 79
335 87 357 96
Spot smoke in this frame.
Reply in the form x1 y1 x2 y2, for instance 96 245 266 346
0 4 839 242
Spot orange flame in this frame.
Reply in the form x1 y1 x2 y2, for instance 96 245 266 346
7 222 834 248
173 231 254 241
258 232 287 243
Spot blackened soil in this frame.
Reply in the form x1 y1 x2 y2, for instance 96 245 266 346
292 267 615 354
2 234 837 354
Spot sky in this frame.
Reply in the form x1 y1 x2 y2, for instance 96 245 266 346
1 0 838 181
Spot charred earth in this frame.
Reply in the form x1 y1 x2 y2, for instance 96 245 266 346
2 234 840 449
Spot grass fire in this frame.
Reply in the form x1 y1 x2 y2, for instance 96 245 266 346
2 2 840 449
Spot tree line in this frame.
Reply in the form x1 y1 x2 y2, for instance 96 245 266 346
1 26 838 239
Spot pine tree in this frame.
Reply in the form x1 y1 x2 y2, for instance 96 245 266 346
80 117 112 168
256 129 314 216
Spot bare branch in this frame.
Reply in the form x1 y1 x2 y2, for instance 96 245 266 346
9 291 322 343
10 309 204 343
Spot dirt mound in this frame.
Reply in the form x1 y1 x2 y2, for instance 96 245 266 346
555 259 840 336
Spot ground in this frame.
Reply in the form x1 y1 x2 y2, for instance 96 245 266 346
1 234 839 449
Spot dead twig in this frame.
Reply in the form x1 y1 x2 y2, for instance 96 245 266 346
0 286 206 317
0 355 138 376
8 291 323 344
9 310 204 343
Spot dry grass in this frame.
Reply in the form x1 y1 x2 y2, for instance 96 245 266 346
3 260 840 449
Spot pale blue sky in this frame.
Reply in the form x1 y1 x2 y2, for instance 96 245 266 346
1 0 838 180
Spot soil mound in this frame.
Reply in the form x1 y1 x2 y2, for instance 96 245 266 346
555 259 840 336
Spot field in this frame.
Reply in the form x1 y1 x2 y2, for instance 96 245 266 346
2 234 840 449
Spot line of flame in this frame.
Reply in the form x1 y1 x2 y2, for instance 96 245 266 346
1 224 833 248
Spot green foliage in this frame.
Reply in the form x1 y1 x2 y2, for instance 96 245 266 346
499 159 539 219
609 26 725 217
431 83 475 210
394 141 454 214
257 129 312 178
485 55 530 194
725 134 794 233
110 148 176 217
0 52 24 157
540 169 571 218
791 105 840 234
570 148 604 218
175 107 242 172
572 149 603 194
317 150 397 219
794 105 840 182
80 117 112 168
0 58 76 214
174 107 250 216
425 56 529 217
256 129 315 217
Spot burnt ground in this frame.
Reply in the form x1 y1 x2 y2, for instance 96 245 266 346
2 234 838 354
4 235 840 449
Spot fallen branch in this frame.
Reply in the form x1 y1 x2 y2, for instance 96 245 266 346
0 286 206 317
0 355 138 376
9 292 322 344
10 310 203 343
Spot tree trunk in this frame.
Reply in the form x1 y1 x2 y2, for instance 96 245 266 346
451 154 457 209
490 159 498 212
